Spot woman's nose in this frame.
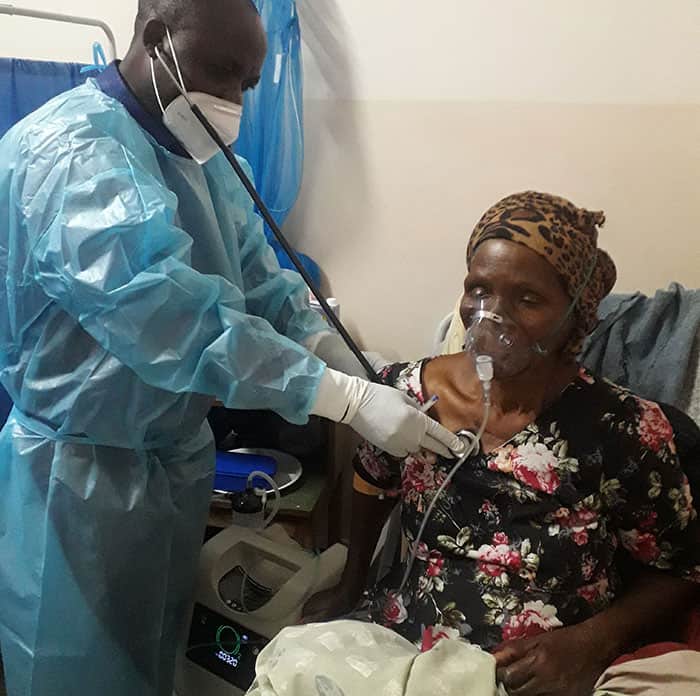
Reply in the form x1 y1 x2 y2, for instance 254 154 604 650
472 295 509 317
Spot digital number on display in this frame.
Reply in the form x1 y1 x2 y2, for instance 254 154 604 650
216 649 240 668
214 624 254 671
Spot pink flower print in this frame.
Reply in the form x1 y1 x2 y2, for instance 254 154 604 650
382 592 408 626
638 511 658 531
394 363 425 403
420 624 461 652
501 602 563 642
402 453 442 495
581 553 597 582
489 445 516 474
510 443 562 494
417 550 446 596
552 506 597 527
572 529 589 546
477 542 522 578
619 529 661 564
414 542 430 562
356 444 390 484
577 576 610 605
479 500 502 525
426 551 445 578
637 400 674 452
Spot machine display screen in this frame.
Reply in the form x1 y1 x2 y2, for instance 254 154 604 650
185 603 268 691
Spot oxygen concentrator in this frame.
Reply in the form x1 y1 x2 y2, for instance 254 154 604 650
175 524 347 695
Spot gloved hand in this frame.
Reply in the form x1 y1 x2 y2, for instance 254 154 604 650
311 369 466 458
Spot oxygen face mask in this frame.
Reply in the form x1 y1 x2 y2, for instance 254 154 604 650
463 251 599 380
463 297 549 380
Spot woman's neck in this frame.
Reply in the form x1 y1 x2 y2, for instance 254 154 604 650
423 352 579 446
486 358 578 415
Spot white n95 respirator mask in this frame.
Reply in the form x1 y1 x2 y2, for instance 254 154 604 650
151 27 243 164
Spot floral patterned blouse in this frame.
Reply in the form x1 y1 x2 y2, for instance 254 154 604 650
354 361 700 652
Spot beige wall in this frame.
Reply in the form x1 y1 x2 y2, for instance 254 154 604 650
290 0 700 359
288 99 700 360
299 0 700 104
0 2 133 61
2 1 698 361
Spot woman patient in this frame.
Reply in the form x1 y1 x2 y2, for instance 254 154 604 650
305 192 700 695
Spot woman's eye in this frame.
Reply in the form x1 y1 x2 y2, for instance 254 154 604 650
520 293 541 306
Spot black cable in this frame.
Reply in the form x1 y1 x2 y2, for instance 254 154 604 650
190 104 380 384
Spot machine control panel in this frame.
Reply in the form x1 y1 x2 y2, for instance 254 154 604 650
185 603 268 691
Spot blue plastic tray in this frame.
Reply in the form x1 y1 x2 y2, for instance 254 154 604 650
214 450 278 493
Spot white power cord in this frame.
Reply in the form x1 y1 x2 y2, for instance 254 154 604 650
238 469 321 618
247 470 281 529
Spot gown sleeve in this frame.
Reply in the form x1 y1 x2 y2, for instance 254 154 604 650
21 130 325 424
228 158 330 347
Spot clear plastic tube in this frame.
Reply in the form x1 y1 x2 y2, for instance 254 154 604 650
247 470 280 529
237 470 321 618
396 356 493 595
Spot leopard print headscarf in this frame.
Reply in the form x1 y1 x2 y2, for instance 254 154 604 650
467 191 617 355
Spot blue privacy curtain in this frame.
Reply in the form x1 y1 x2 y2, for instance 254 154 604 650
237 0 320 285
0 58 87 137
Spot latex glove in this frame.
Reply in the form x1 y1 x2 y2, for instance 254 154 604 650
494 624 609 696
304 332 369 379
311 369 466 458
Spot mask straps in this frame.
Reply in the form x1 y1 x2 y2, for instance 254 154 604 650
164 27 186 91
150 26 190 114
150 58 166 114
533 252 599 356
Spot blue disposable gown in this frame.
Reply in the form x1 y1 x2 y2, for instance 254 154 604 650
0 77 328 696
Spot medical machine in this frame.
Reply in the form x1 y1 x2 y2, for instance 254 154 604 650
175 524 347 695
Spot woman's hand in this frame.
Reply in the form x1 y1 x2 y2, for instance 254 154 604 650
493 623 612 696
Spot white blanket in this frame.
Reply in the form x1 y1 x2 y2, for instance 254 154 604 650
246 620 499 696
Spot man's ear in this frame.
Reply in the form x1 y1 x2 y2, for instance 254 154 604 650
143 19 167 59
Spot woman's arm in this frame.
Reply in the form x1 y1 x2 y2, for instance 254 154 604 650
303 479 396 620
304 373 408 621
600 565 700 648
495 571 700 696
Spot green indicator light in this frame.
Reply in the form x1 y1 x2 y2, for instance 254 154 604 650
216 625 241 656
